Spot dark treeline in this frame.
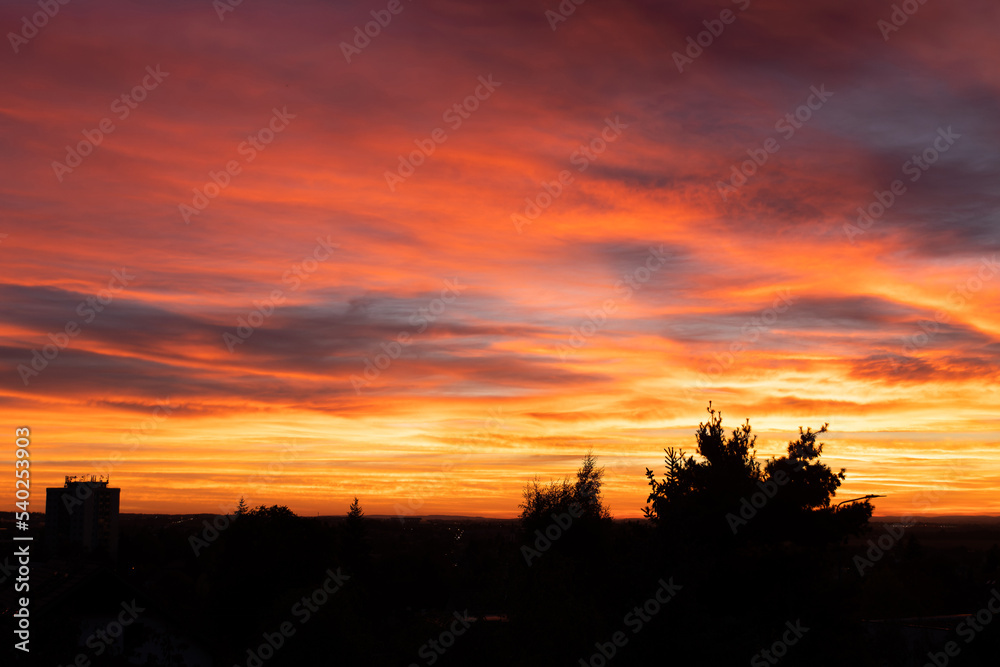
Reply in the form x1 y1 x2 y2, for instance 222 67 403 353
15 405 1000 666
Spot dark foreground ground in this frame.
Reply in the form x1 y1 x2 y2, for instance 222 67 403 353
3 513 999 666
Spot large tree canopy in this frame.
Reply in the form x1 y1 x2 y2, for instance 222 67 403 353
644 403 874 544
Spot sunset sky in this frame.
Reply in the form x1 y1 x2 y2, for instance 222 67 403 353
2 0 998 518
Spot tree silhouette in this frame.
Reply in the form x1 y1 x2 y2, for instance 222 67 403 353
519 476 573 525
346 496 365 525
200 501 333 653
636 404 881 664
643 403 761 540
574 452 612 521
240 503 297 523
519 452 611 530
342 496 369 571
645 403 873 544
514 453 616 657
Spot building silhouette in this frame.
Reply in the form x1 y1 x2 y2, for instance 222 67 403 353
45 475 120 559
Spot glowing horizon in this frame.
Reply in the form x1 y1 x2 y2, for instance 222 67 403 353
3 0 998 519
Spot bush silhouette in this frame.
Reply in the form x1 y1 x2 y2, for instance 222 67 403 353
519 452 611 534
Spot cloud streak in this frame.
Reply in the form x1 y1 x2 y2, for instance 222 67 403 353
2 0 998 517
